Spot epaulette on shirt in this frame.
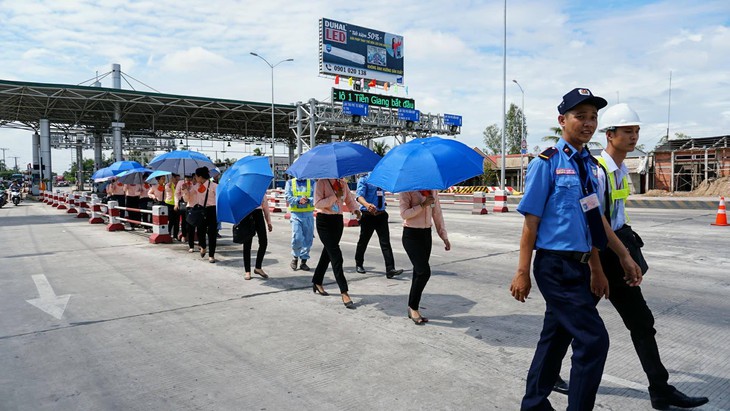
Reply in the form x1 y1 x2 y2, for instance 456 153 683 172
538 147 558 160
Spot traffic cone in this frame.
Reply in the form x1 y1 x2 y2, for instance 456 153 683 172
711 196 729 226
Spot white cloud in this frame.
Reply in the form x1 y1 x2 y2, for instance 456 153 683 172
1 0 729 173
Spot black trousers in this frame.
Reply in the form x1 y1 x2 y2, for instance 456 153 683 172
111 194 126 217
355 211 396 271
242 209 268 272
312 213 348 293
139 198 153 225
402 227 432 310
166 204 179 238
126 196 140 226
600 247 669 392
191 206 217 257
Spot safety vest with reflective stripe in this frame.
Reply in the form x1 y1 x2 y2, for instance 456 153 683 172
164 182 176 205
596 156 630 224
290 178 314 212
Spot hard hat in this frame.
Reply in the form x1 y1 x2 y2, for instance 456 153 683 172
598 103 642 132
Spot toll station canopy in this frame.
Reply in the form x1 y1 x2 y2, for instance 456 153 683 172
0 78 299 143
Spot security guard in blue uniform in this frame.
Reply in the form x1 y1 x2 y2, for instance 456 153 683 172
510 88 614 411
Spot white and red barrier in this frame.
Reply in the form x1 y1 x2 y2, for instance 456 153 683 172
472 191 488 215
493 189 509 213
89 195 105 224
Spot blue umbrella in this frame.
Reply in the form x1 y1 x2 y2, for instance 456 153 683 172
145 170 172 183
216 156 273 224
115 167 153 185
91 161 144 182
286 141 381 179
92 167 113 182
147 150 215 176
367 137 484 192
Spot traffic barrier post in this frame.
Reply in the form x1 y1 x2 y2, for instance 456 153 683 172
472 191 488 215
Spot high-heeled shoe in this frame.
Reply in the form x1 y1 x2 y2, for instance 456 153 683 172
342 293 356 309
312 284 329 296
408 310 427 325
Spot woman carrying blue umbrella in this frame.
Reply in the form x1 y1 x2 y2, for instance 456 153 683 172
399 190 451 325
312 178 362 309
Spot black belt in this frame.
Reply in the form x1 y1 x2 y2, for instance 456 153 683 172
540 249 591 264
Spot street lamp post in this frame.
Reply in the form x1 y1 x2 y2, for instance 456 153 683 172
512 79 525 191
250 52 294 189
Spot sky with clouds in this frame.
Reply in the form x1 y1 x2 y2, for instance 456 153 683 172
1 0 729 173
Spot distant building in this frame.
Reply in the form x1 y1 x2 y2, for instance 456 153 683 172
652 135 730 192
485 152 535 190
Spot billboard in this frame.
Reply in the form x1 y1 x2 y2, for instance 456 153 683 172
319 18 404 85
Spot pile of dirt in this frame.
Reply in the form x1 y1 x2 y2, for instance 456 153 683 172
691 177 730 197
644 177 730 197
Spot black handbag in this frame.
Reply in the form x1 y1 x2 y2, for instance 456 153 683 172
614 224 649 274
232 212 256 243
185 182 209 226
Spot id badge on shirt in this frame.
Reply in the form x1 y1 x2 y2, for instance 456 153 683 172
579 193 600 213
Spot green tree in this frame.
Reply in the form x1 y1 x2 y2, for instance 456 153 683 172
482 161 498 185
541 126 563 145
505 102 527 154
482 123 501 155
372 141 390 156
64 156 113 183
542 125 602 148
483 103 528 155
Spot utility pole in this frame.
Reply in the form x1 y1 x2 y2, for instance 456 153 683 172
10 156 21 172
0 147 8 170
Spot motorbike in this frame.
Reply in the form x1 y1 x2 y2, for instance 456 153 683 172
11 189 22 206
0 189 6 208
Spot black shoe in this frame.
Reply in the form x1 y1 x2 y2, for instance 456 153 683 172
342 294 356 309
312 284 329 296
552 376 569 395
355 265 366 274
290 258 298 271
299 260 310 271
650 387 709 410
386 268 403 279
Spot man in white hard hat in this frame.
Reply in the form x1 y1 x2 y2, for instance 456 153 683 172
553 103 709 409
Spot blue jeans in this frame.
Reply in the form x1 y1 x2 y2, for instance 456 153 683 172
290 211 314 260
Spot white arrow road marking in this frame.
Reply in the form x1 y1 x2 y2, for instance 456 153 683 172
25 275 71 320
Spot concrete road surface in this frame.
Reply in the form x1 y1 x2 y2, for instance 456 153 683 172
1 200 727 410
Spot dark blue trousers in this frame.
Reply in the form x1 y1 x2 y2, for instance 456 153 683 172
521 250 610 411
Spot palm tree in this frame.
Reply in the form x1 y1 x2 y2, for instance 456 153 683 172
372 141 390 156
542 126 602 148
541 126 563 145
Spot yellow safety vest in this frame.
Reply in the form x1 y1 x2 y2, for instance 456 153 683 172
596 156 630 223
164 182 176 205
291 178 314 212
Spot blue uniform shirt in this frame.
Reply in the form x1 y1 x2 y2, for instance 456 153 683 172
517 138 600 253
355 174 386 212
